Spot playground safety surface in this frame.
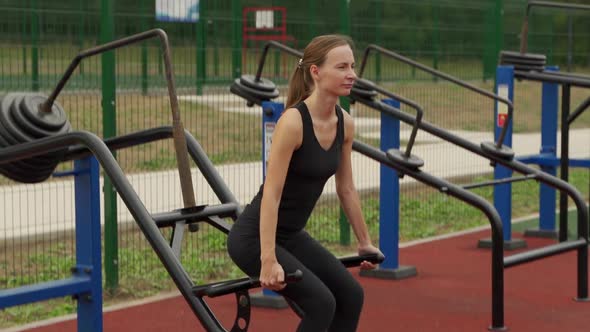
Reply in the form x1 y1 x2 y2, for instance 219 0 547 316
20 228 590 332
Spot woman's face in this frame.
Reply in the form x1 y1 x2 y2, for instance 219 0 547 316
311 45 357 97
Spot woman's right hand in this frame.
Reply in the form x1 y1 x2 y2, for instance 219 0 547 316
260 260 286 291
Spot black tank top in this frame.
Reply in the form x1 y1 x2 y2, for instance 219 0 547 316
236 101 345 234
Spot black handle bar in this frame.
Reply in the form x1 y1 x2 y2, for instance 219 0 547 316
340 253 385 268
197 270 304 298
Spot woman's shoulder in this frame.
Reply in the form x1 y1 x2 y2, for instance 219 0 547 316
275 107 304 145
336 106 355 139
277 107 303 133
279 107 303 127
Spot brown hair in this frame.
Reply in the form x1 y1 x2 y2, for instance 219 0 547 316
286 34 354 109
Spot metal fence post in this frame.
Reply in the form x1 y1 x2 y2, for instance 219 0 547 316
101 0 119 292
232 0 241 79
196 0 206 95
31 0 40 91
338 0 351 246
141 0 149 95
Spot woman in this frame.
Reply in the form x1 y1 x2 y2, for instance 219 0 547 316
227 35 382 332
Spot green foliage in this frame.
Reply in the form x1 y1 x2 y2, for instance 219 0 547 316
1 168 588 328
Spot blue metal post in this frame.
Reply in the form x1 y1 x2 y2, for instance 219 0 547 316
512 66 561 239
538 66 559 234
252 101 288 308
379 99 401 269
489 66 526 250
262 101 284 178
360 98 417 280
74 156 103 331
0 157 103 331
494 66 514 240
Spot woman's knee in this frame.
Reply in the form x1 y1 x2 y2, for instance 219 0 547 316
338 277 364 313
303 291 337 329
288 285 336 326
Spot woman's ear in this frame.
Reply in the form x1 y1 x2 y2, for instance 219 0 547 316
309 64 320 80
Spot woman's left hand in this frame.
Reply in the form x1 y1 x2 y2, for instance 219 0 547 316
357 243 384 270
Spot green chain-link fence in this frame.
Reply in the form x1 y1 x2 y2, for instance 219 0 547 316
1 1 588 325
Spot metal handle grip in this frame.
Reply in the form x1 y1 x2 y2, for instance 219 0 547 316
340 253 385 268
203 270 304 298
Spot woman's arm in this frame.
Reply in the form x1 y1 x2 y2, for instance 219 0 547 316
259 108 302 289
335 111 372 247
335 111 382 269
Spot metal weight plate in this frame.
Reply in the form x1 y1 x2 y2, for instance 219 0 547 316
20 93 68 130
386 149 424 169
233 78 279 100
0 93 69 183
480 141 515 160
499 51 546 72
0 125 59 183
499 50 546 61
239 75 277 93
0 130 56 183
1 93 71 143
500 57 546 66
230 81 264 106
0 164 53 183
11 94 68 138
0 94 23 144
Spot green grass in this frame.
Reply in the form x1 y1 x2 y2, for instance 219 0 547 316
0 167 588 328
512 209 585 241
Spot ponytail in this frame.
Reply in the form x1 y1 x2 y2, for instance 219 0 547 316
286 64 309 109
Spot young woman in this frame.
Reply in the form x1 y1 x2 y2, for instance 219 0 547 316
227 35 382 332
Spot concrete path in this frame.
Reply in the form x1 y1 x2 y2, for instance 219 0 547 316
1 123 588 239
1 91 589 238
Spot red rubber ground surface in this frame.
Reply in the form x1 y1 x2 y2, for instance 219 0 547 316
23 229 589 331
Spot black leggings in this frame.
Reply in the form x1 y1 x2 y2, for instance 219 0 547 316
227 225 364 332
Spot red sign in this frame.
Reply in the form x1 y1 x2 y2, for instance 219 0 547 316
497 113 507 127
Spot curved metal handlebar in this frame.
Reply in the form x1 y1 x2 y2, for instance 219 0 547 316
195 253 384 298
40 29 196 225
359 44 514 150
355 78 424 159
254 41 303 82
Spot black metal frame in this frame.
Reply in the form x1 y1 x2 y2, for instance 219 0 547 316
512 70 590 242
355 43 589 329
1 129 240 331
359 44 515 153
510 0 590 241
1 126 386 332
39 28 197 255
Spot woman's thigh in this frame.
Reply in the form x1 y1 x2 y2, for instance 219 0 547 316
283 231 362 299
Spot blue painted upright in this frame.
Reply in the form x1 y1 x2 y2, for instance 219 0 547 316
379 98 401 269
0 156 103 331
259 100 286 301
494 66 515 241
538 67 559 232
